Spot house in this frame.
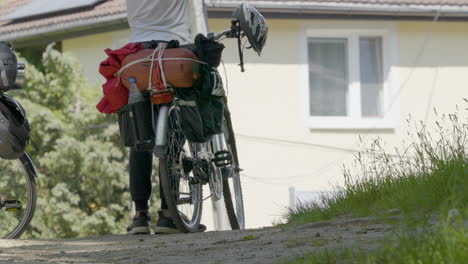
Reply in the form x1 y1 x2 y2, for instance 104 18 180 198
1 0 467 229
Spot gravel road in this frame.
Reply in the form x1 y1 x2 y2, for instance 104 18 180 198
0 215 396 264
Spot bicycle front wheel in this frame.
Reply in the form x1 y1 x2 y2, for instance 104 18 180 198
159 105 203 233
221 106 245 230
0 153 37 239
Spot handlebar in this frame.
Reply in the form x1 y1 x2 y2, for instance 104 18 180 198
208 29 233 41
207 20 246 72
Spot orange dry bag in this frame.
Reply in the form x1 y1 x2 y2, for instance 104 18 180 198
120 48 200 91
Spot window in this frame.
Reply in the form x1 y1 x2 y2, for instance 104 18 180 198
303 25 399 129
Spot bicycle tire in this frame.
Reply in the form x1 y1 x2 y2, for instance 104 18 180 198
1 153 37 239
221 105 245 230
158 105 203 233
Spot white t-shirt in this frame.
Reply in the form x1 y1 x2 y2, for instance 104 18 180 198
126 0 192 44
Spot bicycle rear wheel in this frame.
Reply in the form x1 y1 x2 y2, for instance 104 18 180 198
0 153 37 239
221 106 245 230
159 105 203 233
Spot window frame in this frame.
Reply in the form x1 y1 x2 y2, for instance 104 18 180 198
301 22 400 129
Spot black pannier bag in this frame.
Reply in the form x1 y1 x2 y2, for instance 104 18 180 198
0 42 18 91
193 33 225 68
117 92 155 151
0 94 30 159
197 65 225 136
173 88 206 143
175 65 225 143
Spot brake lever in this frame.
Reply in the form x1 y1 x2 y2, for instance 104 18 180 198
232 20 245 72
237 33 245 72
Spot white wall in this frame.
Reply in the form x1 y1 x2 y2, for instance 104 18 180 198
209 18 468 227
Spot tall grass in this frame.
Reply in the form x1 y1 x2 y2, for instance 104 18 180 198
284 103 468 264
286 103 468 225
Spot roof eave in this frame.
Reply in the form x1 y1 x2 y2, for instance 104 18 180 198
207 2 468 17
3 2 468 46
0 13 128 47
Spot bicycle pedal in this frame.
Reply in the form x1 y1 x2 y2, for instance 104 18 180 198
178 198 193 205
212 150 232 168
3 200 22 211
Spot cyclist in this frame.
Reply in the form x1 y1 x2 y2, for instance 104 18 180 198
124 0 206 235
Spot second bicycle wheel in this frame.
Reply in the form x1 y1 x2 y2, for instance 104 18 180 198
221 106 245 230
159 105 203 233
0 153 37 239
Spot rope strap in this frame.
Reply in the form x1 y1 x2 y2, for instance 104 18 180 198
114 45 208 91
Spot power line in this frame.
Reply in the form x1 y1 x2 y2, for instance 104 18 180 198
424 66 439 123
236 133 410 159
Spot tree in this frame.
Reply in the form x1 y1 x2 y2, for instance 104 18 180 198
11 44 159 238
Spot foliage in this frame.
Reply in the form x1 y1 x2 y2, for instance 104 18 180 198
8 45 160 238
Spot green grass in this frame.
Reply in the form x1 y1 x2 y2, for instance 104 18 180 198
285 106 468 225
283 103 468 263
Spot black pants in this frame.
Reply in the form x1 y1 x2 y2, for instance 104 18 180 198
129 105 184 212
129 148 169 211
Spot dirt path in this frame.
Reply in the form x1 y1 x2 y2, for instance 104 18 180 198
0 216 397 264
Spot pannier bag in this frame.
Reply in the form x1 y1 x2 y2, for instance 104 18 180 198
175 65 225 143
174 88 205 142
197 65 225 136
0 94 30 159
0 42 18 91
193 33 225 67
117 92 155 151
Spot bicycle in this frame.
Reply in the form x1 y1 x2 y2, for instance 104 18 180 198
154 4 267 232
0 58 37 239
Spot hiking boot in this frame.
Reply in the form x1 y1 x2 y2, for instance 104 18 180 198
127 211 151 235
154 210 207 234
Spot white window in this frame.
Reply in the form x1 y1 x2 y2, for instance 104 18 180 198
303 24 399 129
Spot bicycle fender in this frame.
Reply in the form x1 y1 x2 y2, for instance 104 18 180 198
153 105 169 158
19 152 37 178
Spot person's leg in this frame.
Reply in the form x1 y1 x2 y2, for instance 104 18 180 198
127 148 152 234
130 148 153 210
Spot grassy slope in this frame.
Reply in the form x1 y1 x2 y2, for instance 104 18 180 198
283 106 468 263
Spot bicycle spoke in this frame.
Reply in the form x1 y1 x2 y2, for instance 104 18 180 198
0 156 36 238
159 106 203 232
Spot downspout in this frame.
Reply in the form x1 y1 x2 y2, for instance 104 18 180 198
189 0 232 231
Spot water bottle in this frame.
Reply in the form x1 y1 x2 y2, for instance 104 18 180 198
128 77 144 104
127 77 154 151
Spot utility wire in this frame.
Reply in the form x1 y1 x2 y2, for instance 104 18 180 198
424 66 439 123
235 133 406 159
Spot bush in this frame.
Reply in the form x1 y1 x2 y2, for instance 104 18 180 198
9 44 160 238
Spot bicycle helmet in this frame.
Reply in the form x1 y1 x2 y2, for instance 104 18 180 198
232 3 268 56
0 93 30 160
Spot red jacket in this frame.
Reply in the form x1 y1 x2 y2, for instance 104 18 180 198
96 43 143 114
